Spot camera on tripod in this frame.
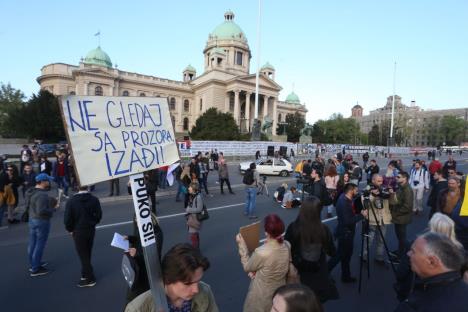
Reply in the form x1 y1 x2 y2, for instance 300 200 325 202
362 185 391 200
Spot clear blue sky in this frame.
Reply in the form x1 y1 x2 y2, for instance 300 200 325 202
1 0 467 123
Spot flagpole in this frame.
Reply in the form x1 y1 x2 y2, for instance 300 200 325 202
390 62 396 139
251 0 262 140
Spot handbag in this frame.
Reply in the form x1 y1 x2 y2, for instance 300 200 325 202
285 241 300 284
196 204 210 221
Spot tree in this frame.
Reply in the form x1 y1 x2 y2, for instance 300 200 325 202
368 124 380 145
0 83 25 137
190 107 240 140
3 89 65 140
439 115 466 145
311 114 362 144
284 112 305 142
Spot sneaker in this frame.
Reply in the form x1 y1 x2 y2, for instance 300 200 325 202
29 262 49 272
30 267 49 277
77 279 96 288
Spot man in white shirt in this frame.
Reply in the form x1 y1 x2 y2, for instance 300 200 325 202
409 160 430 215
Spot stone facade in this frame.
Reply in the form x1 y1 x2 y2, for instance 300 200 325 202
37 11 307 138
351 95 467 146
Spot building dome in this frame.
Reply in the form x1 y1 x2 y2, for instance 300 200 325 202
184 64 196 72
261 62 275 71
285 91 301 105
352 104 362 109
83 46 112 67
210 11 247 42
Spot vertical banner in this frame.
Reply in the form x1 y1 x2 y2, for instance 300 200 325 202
130 173 167 311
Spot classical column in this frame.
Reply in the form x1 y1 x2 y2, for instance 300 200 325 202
263 95 269 118
225 92 230 113
108 86 113 96
83 82 89 95
178 96 183 131
245 92 251 132
272 97 278 136
234 90 240 125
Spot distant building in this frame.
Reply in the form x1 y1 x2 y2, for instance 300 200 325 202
351 95 467 146
37 11 307 138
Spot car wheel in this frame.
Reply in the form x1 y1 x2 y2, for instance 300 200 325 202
279 170 289 177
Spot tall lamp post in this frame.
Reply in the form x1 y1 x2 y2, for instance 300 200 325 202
251 0 262 141
388 62 397 152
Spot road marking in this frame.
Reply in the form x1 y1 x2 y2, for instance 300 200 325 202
96 203 245 230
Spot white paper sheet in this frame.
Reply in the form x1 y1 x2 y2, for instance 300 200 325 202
111 232 129 251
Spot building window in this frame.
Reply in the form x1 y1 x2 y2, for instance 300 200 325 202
183 117 189 131
122 90 129 96
169 97 176 110
236 51 243 65
184 99 189 112
229 93 234 111
69 91 76 95
140 92 146 97
199 99 203 112
278 113 282 122
95 86 103 96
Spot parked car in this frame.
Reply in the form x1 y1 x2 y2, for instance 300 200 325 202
38 144 57 157
239 158 293 177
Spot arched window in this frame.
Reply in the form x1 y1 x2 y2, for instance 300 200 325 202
122 90 129 96
69 91 76 95
140 92 146 97
183 117 189 131
95 86 103 96
170 97 176 110
199 99 203 112
278 113 282 122
184 99 189 112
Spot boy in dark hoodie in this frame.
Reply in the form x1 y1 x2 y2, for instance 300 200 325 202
64 185 102 287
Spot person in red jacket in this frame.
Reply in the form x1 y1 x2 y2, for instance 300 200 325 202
428 158 442 187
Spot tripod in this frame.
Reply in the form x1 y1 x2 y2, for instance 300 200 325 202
257 175 269 196
358 197 397 293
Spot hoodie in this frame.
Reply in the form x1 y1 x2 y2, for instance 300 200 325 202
26 187 54 220
64 192 102 232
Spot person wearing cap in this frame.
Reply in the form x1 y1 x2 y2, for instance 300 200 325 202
25 173 58 277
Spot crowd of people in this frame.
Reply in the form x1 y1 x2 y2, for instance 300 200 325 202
2 143 468 311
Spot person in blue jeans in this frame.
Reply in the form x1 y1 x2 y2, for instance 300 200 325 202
243 163 259 219
26 173 58 276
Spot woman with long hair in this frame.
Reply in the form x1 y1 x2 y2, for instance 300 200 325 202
236 214 290 312
179 164 192 208
284 197 339 303
324 165 339 218
185 182 204 248
334 172 350 205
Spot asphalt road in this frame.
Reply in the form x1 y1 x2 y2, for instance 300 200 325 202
1 154 466 312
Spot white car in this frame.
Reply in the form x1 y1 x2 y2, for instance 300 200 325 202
239 158 293 177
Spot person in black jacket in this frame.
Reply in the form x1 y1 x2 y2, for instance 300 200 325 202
64 185 102 287
366 159 380 185
395 232 468 312
285 197 339 303
327 183 367 283
144 169 159 214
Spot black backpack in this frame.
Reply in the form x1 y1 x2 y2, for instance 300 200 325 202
243 169 254 185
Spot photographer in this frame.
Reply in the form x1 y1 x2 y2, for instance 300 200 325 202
389 172 413 259
362 174 392 264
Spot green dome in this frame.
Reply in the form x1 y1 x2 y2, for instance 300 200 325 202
83 46 112 67
210 11 247 42
285 91 301 104
184 64 196 72
261 62 275 71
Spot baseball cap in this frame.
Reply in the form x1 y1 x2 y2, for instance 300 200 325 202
36 173 52 182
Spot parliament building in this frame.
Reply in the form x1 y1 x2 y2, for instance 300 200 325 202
37 11 307 138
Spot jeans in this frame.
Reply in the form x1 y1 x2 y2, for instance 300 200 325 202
412 187 424 212
245 187 257 216
220 178 233 193
56 176 69 195
394 223 407 257
159 171 167 189
28 219 51 272
73 230 96 280
363 223 388 260
175 181 184 201
109 178 120 195
199 174 209 194
328 229 355 279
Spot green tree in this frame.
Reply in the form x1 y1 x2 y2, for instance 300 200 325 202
311 114 362 144
439 115 466 145
190 107 240 140
3 90 65 140
0 83 26 137
284 112 305 142
368 124 380 145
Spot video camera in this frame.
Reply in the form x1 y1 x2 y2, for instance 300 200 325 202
361 185 391 200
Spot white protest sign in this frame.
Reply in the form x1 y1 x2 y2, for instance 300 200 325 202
130 174 156 247
59 96 179 185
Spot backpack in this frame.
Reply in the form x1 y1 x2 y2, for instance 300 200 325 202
243 169 254 185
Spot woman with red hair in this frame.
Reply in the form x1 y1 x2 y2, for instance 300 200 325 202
236 214 290 312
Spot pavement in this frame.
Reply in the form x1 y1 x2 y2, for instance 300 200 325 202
0 154 466 312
